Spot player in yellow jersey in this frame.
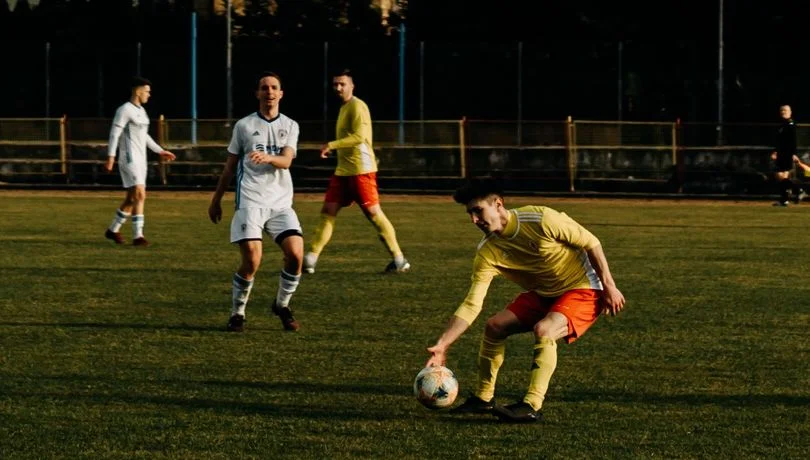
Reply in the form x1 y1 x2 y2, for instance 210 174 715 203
303 69 410 274
425 179 625 423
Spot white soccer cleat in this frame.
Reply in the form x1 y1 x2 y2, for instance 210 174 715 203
303 252 318 274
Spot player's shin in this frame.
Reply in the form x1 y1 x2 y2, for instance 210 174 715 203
476 336 506 402
232 273 254 316
275 269 300 308
309 214 336 255
369 213 402 258
109 209 130 233
524 337 558 411
132 214 145 239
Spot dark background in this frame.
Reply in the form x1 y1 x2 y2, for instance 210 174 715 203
1 0 807 123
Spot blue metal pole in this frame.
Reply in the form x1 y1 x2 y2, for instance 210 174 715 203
398 22 405 144
191 12 198 145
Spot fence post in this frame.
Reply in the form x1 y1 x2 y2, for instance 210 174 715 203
675 118 684 193
459 116 468 179
59 115 67 177
565 116 576 192
158 114 167 185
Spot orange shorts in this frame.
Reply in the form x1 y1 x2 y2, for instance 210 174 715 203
506 289 602 343
324 172 380 209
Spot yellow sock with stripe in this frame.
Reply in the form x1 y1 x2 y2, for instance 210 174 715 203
309 214 335 255
369 212 402 258
475 336 506 402
524 336 558 411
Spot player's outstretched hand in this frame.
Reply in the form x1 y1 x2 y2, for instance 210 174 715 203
159 150 176 162
601 285 626 316
103 157 115 173
208 200 222 224
319 144 331 159
425 344 447 368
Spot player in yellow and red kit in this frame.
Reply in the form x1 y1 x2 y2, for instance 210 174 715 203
303 69 410 274
425 179 626 423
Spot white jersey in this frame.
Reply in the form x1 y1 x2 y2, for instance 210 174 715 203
228 112 299 210
107 101 163 163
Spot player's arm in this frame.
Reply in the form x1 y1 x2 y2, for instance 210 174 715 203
104 107 129 172
325 104 368 150
426 258 497 367
209 154 239 224
586 244 625 316
146 134 176 162
251 122 298 168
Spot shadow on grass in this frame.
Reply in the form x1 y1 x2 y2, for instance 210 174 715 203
0 321 224 332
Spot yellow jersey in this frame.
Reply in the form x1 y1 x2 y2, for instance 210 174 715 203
454 205 604 325
327 96 377 176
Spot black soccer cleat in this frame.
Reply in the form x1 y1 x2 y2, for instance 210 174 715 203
492 401 543 423
449 394 494 414
384 258 411 273
271 302 300 332
226 314 245 332
105 229 125 244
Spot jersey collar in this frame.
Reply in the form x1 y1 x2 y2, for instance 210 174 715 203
256 111 280 123
499 209 519 239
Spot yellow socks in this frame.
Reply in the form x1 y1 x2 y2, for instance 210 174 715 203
524 336 558 411
475 336 506 402
369 212 402 258
309 214 335 255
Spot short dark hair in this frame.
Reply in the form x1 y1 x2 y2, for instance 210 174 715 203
131 76 151 89
453 178 504 205
257 71 283 89
333 68 353 80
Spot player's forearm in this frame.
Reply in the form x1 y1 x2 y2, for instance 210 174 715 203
146 135 164 154
107 126 123 158
586 244 617 288
327 132 366 150
269 148 294 169
434 315 471 349
212 159 235 201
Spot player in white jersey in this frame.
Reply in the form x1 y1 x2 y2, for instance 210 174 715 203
208 72 304 332
103 77 176 247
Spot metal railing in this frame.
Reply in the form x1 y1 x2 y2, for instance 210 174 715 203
1 117 805 194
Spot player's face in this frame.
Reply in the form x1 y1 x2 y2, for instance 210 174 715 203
257 76 283 109
465 196 504 234
134 85 151 105
780 105 792 120
333 76 354 102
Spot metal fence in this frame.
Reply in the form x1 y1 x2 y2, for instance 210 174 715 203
1 117 807 194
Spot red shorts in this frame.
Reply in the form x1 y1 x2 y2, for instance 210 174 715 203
324 173 380 209
506 289 602 343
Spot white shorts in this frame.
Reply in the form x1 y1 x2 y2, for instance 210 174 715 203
119 161 147 188
230 207 303 244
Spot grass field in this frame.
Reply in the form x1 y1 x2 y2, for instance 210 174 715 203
1 191 810 459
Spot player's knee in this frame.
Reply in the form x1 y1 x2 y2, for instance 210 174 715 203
533 316 567 341
484 316 510 340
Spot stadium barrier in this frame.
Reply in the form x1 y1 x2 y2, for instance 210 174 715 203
1 117 808 194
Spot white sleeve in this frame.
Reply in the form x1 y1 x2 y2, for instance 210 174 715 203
285 121 300 157
107 106 129 158
227 122 241 156
145 134 163 154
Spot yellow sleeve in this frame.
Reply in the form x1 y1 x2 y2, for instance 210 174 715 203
542 208 600 250
327 102 369 150
453 254 499 325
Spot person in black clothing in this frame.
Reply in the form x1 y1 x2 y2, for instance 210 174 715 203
771 105 806 206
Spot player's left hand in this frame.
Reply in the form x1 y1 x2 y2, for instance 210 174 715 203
159 150 176 161
601 285 626 316
319 144 331 159
248 151 272 165
103 157 115 173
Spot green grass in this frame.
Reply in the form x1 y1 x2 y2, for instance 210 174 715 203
1 191 810 459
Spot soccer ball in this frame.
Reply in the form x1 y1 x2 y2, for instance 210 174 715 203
413 365 459 409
